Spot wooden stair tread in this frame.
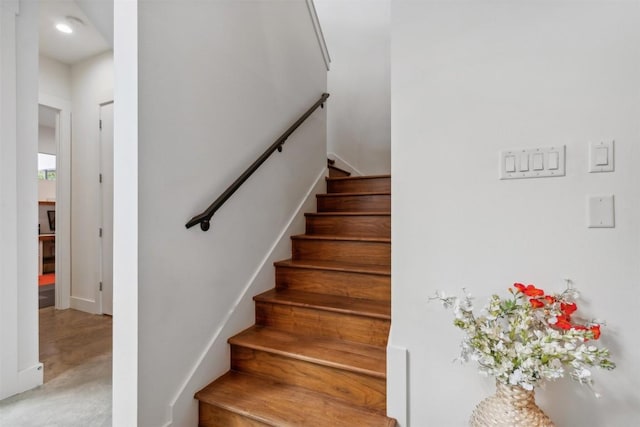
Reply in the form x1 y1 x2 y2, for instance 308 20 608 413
326 174 391 181
305 211 390 217
254 289 390 320
229 326 386 378
317 191 391 198
274 259 390 276
196 371 396 427
291 234 391 243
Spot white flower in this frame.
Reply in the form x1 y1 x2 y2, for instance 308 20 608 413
435 284 615 396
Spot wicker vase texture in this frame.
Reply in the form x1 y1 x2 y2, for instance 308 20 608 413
469 381 555 427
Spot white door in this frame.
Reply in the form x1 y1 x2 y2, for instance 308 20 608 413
99 102 114 315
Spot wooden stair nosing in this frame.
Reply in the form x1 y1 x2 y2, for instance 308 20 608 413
253 289 390 320
228 325 386 379
325 174 391 182
196 371 397 427
317 191 391 198
305 211 391 217
291 234 391 243
274 259 390 276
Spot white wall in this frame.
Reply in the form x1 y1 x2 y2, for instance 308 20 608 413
390 1 640 426
70 51 113 313
315 0 390 175
39 55 71 101
136 1 327 425
0 0 42 400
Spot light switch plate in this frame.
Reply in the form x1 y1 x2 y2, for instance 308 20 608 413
587 195 615 228
588 140 614 173
500 146 565 180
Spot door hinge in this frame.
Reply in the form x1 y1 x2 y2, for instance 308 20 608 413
99 119 102 130
99 282 103 291
99 173 103 183
99 228 103 238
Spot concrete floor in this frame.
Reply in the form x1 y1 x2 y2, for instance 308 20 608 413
0 308 112 426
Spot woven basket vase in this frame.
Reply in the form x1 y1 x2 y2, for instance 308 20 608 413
469 381 555 427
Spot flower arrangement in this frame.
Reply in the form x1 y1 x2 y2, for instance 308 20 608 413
433 281 615 394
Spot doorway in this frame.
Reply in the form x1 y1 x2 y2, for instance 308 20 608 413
37 105 59 309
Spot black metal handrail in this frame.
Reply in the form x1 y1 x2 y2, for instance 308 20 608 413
186 93 330 231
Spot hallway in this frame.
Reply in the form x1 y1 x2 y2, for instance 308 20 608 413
0 308 112 426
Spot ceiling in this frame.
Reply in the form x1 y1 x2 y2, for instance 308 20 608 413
39 0 110 65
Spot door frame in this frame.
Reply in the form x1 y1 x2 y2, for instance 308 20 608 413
98 99 114 315
39 93 71 310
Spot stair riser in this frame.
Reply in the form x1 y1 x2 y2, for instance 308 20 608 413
199 403 270 427
317 194 390 213
292 239 390 266
306 215 390 238
231 346 386 413
328 165 351 177
255 302 390 347
327 178 391 194
276 266 390 302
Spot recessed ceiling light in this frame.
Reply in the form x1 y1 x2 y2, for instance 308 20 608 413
55 23 73 34
55 16 85 34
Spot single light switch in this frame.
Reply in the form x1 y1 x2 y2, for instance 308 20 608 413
589 140 614 173
519 155 529 172
548 152 559 170
587 195 615 228
532 153 544 170
595 147 608 166
505 155 516 172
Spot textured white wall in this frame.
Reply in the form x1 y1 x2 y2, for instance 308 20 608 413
390 1 640 426
69 51 113 313
314 0 390 175
136 1 327 425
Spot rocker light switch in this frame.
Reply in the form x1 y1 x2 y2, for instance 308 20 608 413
589 140 614 173
587 195 615 228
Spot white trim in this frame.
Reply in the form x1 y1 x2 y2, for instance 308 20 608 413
113 0 138 424
327 151 364 176
18 362 43 391
70 295 100 314
387 344 408 426
38 93 72 310
166 166 328 426
306 0 330 71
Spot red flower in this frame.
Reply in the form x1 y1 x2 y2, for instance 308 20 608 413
555 316 572 330
561 302 577 316
590 325 601 340
513 283 545 296
544 295 556 304
530 298 545 309
572 325 587 331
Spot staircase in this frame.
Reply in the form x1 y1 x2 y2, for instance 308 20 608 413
195 174 394 427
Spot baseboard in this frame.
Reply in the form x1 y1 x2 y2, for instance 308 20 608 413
166 166 328 426
327 151 363 176
387 344 408 426
18 362 44 392
70 296 99 314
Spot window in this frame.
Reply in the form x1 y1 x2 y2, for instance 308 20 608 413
38 153 56 181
